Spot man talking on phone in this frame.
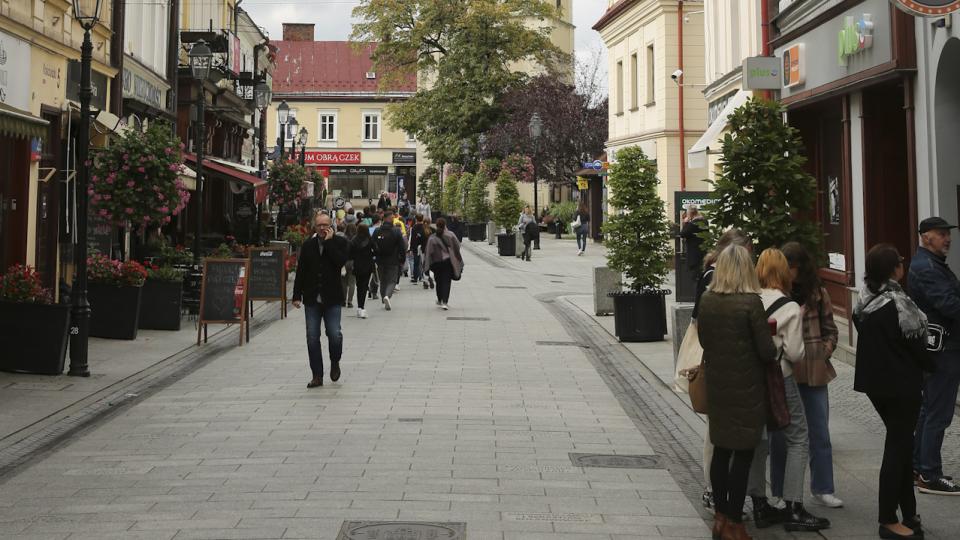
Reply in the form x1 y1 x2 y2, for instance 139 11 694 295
292 211 349 388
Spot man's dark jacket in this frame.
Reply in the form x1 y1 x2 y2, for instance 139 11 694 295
909 246 960 350
373 225 406 267
680 217 707 271
292 234 349 306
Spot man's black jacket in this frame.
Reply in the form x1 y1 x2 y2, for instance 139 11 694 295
909 246 960 350
292 234 349 306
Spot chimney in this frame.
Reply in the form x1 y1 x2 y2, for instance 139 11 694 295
282 23 315 42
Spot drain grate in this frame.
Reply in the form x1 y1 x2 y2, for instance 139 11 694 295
398 418 423 423
337 521 465 540
494 285 527 289
447 317 490 321
544 273 566 277
550 280 564 283
569 453 662 469
536 341 588 348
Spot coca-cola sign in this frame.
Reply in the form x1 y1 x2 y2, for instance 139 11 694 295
302 151 362 165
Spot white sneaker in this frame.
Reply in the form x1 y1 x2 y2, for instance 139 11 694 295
383 296 392 311
358 308 367 319
577 250 583 256
440 303 449 310
769 497 786 510
812 494 843 508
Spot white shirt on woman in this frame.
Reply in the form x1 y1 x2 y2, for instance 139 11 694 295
760 288 805 377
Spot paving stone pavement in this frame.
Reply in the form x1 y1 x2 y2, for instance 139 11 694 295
2 236 960 540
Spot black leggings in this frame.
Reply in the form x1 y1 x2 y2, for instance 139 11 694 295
355 271 371 309
711 446 755 523
432 259 453 304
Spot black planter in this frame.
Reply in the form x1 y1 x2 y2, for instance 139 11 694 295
497 233 516 256
608 290 669 342
89 283 143 340
467 223 487 242
546 222 557 234
139 279 183 331
0 302 69 375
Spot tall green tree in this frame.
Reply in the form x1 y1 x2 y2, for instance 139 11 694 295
418 166 442 211
493 168 523 231
351 0 566 164
465 171 491 223
602 146 671 292
442 169 463 216
704 98 820 257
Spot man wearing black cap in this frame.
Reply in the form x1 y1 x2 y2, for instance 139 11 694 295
909 216 960 495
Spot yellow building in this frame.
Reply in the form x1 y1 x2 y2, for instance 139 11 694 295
594 0 708 220
267 25 417 209
0 0 118 291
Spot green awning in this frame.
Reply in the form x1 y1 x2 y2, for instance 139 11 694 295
0 104 49 140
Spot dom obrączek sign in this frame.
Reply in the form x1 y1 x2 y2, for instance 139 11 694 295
891 0 960 16
301 151 361 165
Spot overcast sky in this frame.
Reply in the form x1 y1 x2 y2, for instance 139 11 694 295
240 0 609 97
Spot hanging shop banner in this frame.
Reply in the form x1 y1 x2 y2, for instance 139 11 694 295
0 30 31 110
301 151 361 165
891 0 960 16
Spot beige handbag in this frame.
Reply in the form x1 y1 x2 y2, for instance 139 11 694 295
688 361 708 414
674 321 703 392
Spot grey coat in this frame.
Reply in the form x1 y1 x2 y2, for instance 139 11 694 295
698 291 778 450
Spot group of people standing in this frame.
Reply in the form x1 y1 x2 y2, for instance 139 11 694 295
692 216 960 540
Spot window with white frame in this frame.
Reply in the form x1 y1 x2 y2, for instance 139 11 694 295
280 109 298 143
318 110 337 142
406 131 416 142
363 111 381 141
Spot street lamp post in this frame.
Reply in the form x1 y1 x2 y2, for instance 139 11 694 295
254 82 272 243
188 40 213 266
68 0 104 377
528 112 543 218
287 117 298 162
277 100 290 160
298 126 308 167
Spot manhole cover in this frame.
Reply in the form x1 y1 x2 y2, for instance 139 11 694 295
536 341 587 348
337 521 465 540
494 285 527 289
447 317 490 321
569 453 662 469
398 418 423 422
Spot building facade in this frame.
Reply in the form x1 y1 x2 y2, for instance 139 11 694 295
594 0 709 221
267 26 417 210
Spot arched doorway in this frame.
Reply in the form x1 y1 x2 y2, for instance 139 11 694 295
936 38 960 268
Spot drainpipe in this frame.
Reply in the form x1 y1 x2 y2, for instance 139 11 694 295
761 0 771 100
110 0 125 116
166 0 180 118
678 0 686 191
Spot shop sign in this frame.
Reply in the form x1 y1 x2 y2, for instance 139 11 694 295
392 151 416 164
67 61 108 110
302 151 361 165
122 62 166 110
0 30 31 110
742 56 782 90
891 0 960 16
782 44 806 89
329 166 388 175
576 177 589 190
838 15 874 67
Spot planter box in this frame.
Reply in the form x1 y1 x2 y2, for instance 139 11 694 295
497 233 516 256
0 302 69 375
609 290 668 342
89 283 143 340
139 279 183 331
467 223 487 242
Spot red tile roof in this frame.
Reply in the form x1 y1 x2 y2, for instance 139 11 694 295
270 41 416 95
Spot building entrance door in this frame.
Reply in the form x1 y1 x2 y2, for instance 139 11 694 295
0 137 30 271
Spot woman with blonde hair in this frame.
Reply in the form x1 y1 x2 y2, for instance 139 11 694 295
698 244 778 540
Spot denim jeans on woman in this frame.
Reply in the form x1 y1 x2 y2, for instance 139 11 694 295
765 375 810 502
304 303 342 379
576 228 588 251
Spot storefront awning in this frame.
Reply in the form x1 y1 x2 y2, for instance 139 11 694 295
0 103 49 140
184 153 267 204
687 90 750 170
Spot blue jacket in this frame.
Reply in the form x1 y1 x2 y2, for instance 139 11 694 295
908 247 960 349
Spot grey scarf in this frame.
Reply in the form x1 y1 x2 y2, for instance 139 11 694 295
854 280 928 339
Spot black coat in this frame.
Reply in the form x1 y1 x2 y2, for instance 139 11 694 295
373 226 406 267
853 300 934 398
350 236 375 276
909 247 960 349
680 217 707 271
292 234 349 306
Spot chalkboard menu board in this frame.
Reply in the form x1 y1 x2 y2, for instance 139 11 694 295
197 259 250 346
247 247 288 319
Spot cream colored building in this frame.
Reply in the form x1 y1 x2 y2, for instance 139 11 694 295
594 0 708 219
686 0 763 182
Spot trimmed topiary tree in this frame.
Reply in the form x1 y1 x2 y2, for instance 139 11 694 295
465 171 491 223
602 146 671 292
418 166 442 212
442 168 463 216
493 169 524 232
704 98 820 257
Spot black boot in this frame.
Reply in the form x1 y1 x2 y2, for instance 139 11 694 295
751 496 783 529
782 501 829 532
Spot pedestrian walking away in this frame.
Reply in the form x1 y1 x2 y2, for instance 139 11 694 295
518 205 536 261
422 217 435 290
772 241 843 509
409 214 426 284
350 224 375 319
291 212 349 388
697 244 778 540
373 216 406 311
854 243 934 539
573 203 591 255
341 223 358 308
909 216 960 495
425 218 463 310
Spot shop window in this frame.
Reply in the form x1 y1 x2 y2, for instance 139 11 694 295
363 112 381 141
280 109 298 144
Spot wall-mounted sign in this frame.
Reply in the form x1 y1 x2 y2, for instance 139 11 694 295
302 151 361 165
229 31 241 76
576 177 589 190
742 56 782 90
838 14 874 66
329 166 388 175
392 151 416 164
782 44 806 89
122 61 167 110
67 61 108 110
0 30 31 110
891 0 960 16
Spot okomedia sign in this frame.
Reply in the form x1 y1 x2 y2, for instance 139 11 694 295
891 0 960 16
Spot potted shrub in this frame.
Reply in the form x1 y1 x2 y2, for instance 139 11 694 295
602 146 672 342
551 200 577 239
139 264 185 331
0 265 68 375
87 254 147 340
493 168 524 256
465 172 491 242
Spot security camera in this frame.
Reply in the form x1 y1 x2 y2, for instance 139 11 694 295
671 69 683 81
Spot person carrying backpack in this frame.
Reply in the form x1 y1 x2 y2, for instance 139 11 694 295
373 219 406 311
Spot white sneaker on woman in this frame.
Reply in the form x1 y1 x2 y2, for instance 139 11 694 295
811 494 843 508
358 308 367 319
441 303 449 310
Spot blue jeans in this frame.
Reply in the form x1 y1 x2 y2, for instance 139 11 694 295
304 303 342 378
576 228 588 251
914 349 960 478
766 375 810 502
798 383 836 495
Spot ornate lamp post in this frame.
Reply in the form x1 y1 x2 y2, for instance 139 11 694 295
528 112 543 217
254 82 272 242
188 40 213 266
68 0 104 378
298 126 308 167
277 100 290 159
287 117 298 162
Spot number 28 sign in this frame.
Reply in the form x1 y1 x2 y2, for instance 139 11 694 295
891 0 960 16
